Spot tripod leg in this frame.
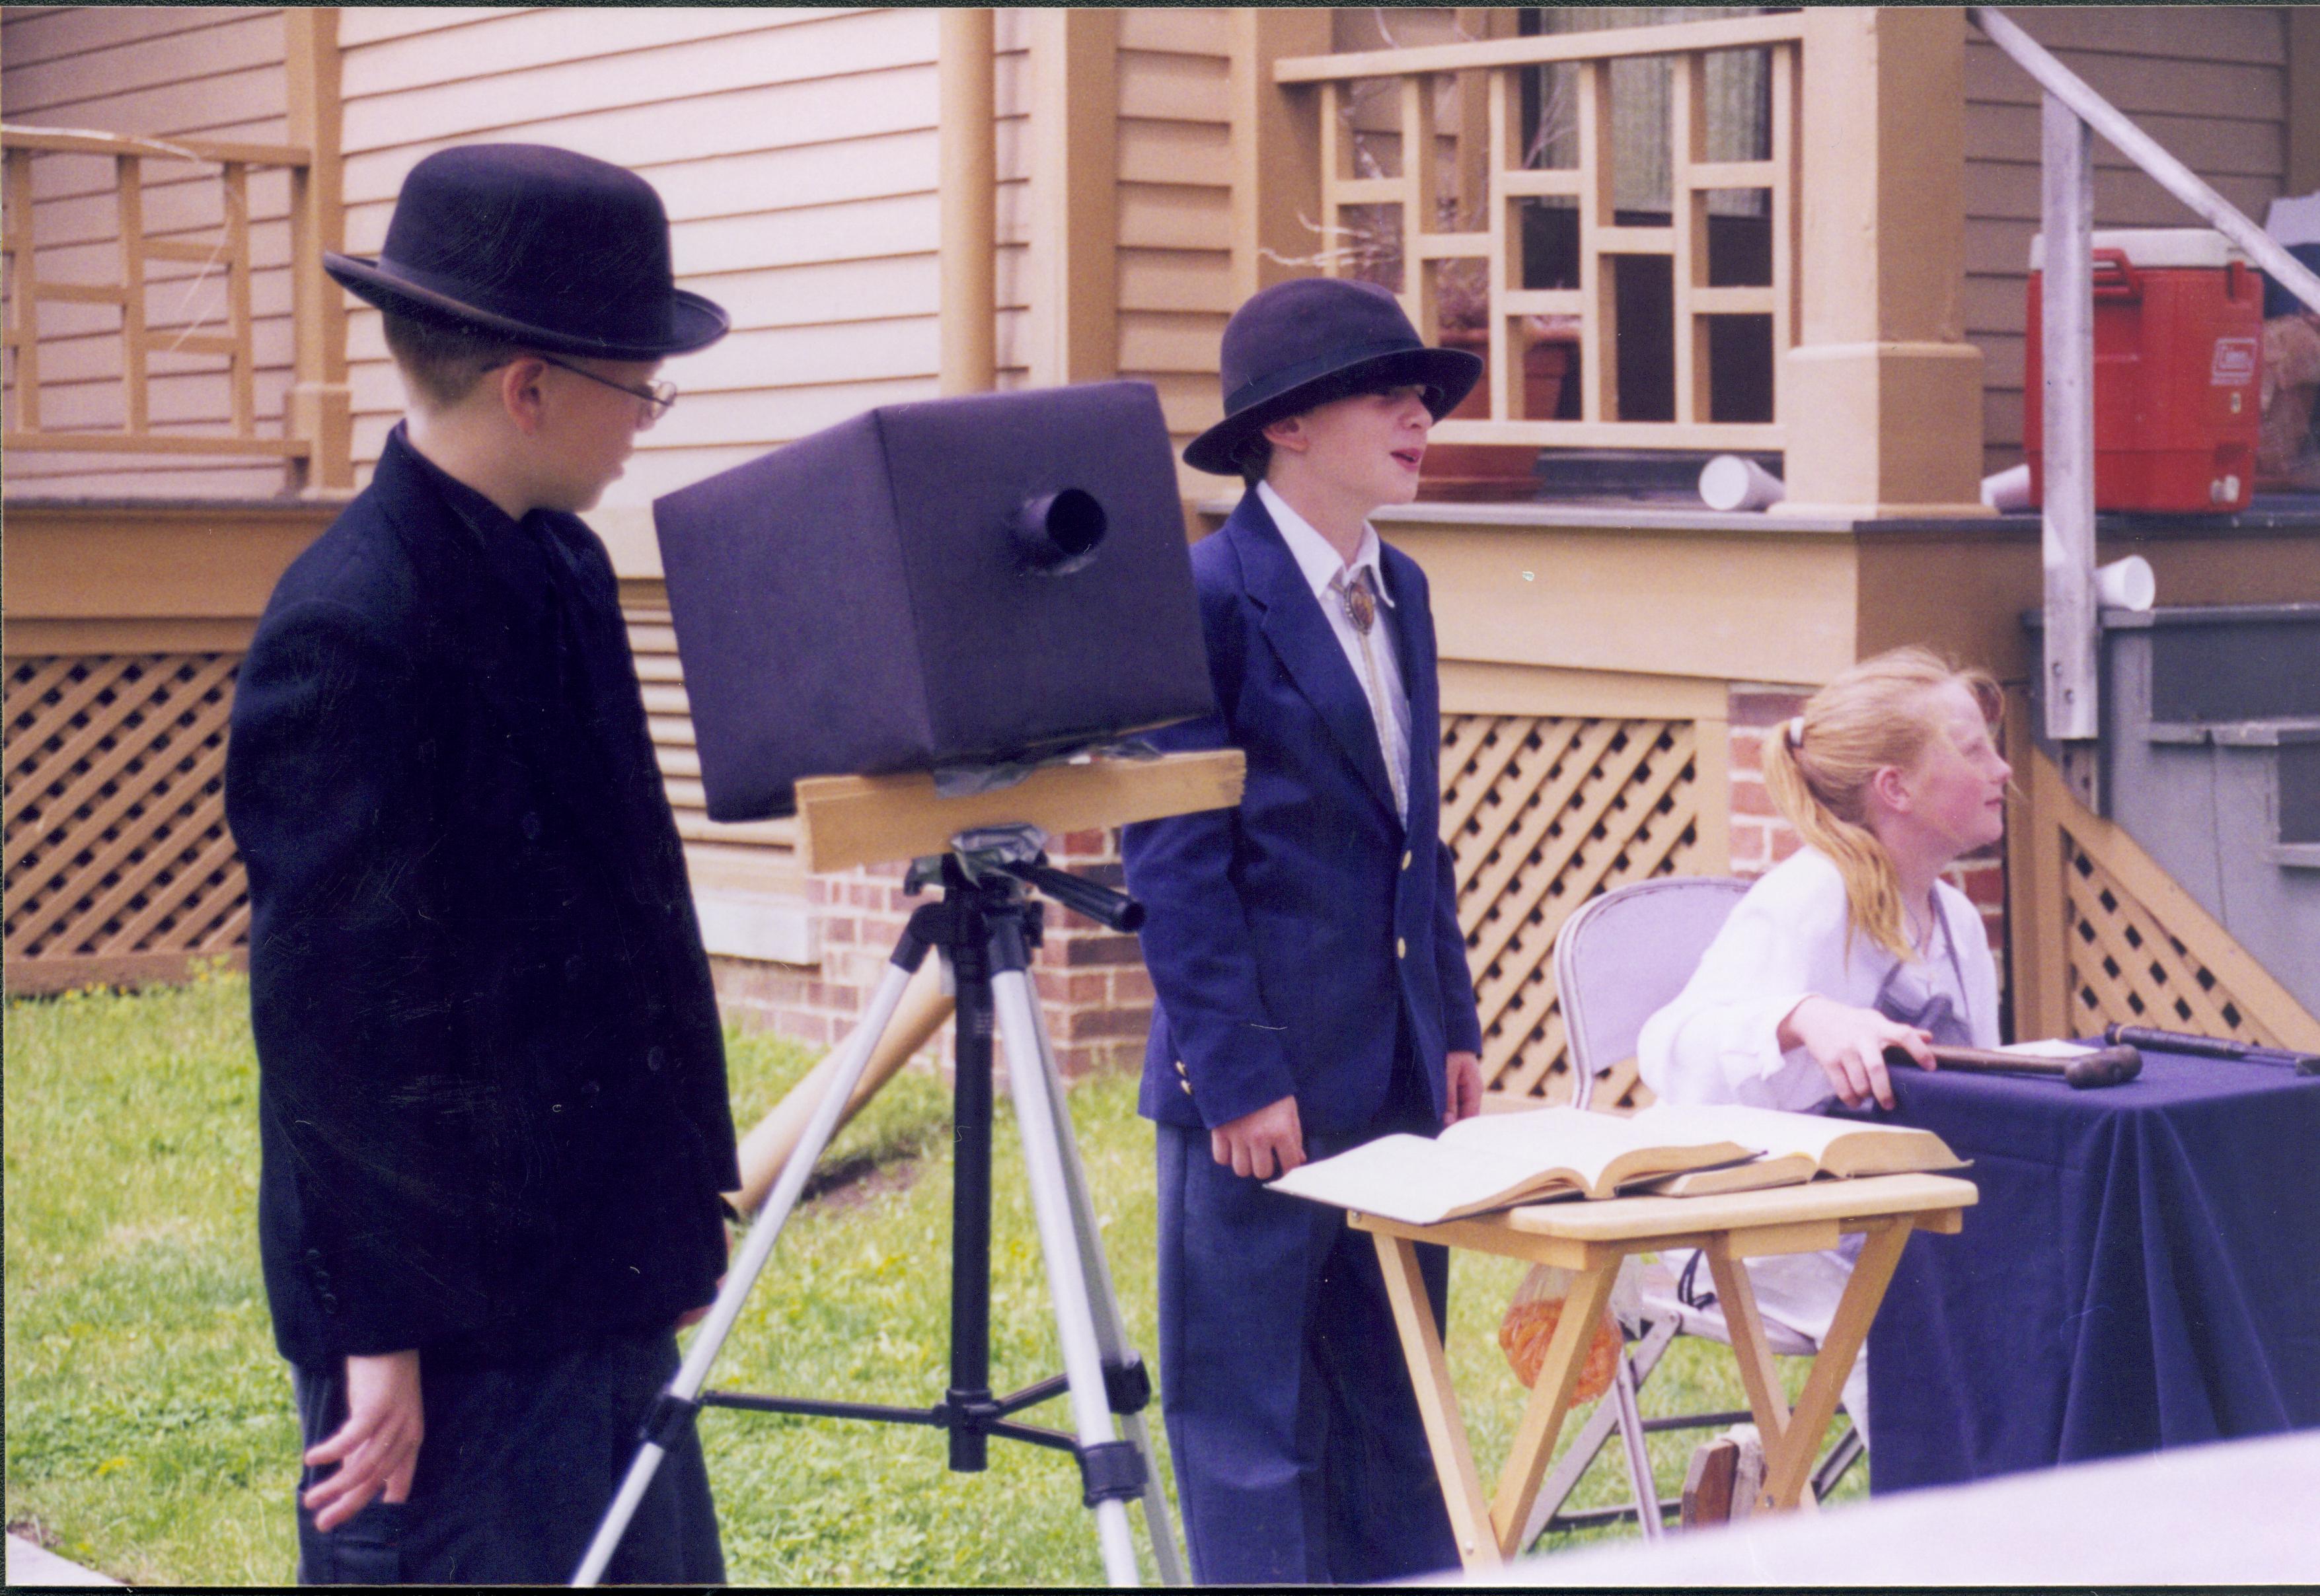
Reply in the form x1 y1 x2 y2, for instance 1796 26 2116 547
573 947 928 1586
1018 974 1187 1586
985 939 1142 1586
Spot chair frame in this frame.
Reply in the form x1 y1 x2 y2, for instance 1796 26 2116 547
1528 874 1863 1544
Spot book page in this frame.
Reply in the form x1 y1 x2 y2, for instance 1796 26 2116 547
1270 1106 1757 1224
1266 1132 1583 1226
1630 1101 1962 1178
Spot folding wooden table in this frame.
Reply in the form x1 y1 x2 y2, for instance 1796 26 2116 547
1350 1172 1978 1570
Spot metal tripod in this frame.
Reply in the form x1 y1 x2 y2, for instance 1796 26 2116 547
574 826 1185 1586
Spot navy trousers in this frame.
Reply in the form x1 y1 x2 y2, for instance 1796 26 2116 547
1155 1050 1459 1585
292 1328 723 1585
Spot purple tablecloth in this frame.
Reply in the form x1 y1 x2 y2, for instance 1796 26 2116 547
1850 1046 2320 1495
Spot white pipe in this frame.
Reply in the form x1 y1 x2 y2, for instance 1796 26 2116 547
2040 92 2099 743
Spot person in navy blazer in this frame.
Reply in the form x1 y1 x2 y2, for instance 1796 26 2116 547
1121 277 1487 1584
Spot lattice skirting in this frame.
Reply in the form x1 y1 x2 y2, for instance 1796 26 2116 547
2013 749 2319 1052
1444 712 1717 1109
5 653 248 993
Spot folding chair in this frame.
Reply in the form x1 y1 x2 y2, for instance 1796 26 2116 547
1520 875 1865 1544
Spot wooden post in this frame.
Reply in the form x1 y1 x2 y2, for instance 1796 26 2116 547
2040 93 2099 755
939 7 996 396
1028 9 1117 386
1398 72 1440 336
1577 60 1617 425
223 162 254 435
116 156 148 435
2292 8 2320 198
283 6 351 492
1779 8 1986 517
6 147 42 431
1229 8 1328 302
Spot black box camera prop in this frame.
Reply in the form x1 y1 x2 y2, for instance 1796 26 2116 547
653 381 1216 821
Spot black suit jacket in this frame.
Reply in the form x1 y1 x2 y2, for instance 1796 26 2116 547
225 426 737 1369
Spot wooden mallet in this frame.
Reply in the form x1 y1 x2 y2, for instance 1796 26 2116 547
1886 1042 2143 1089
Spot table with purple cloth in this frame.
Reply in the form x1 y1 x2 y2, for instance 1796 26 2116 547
1850 1045 2320 1495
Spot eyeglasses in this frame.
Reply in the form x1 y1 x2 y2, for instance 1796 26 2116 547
540 354 677 421
496 353 678 422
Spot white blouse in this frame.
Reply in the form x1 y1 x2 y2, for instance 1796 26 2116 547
1637 848 2002 1113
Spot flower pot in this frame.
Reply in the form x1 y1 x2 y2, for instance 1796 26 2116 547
1417 328 1575 501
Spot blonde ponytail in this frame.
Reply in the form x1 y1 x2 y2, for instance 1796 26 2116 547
1764 647 2003 963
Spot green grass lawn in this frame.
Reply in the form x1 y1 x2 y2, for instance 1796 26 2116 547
5 971 1859 1584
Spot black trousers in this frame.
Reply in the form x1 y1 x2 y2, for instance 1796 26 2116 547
292 1327 723 1585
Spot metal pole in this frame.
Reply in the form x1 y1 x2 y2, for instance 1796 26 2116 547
1020 966 1189 1585
946 935 997 1472
572 954 925 1585
987 942 1142 1585
2040 91 2097 750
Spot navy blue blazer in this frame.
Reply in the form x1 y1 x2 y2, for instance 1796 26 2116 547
1123 490 1482 1138
226 427 737 1369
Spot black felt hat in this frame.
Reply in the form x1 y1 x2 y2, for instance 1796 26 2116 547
1183 277 1482 476
325 143 728 360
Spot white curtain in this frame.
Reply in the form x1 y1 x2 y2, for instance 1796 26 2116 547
1530 7 1772 217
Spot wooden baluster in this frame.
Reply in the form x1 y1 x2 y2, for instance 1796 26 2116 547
221 161 252 437
1319 78 1348 278
1577 59 1616 423
1400 71 1439 335
5 145 40 431
1671 52 1707 426
117 154 148 437
1770 40 1798 423
1487 67 1515 422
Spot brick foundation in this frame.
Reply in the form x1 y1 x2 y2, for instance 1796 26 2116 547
711 828 1152 1083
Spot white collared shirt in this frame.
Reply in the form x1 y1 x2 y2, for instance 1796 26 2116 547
1257 480 1412 820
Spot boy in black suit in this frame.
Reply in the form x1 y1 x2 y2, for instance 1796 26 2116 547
226 145 735 1584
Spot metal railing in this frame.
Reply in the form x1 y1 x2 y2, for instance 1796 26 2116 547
1970 9 2320 758
1 122 348 489
1274 13 1806 453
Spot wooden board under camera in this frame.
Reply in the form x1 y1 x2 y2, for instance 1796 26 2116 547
792 748 1247 875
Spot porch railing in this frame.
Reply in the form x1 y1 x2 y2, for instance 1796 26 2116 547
1 123 351 490
1273 13 1806 453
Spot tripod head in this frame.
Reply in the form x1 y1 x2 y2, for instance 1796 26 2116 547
906 823 1146 934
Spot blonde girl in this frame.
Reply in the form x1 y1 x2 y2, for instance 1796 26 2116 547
1639 646 2011 1112
1634 646 2012 1444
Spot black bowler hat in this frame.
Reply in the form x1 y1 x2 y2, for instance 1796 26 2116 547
325 143 728 360
1183 277 1481 476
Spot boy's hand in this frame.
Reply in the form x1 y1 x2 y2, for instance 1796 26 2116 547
1212 1095 1306 1179
1444 1050 1483 1124
303 1348 423 1531
1781 996 1934 1110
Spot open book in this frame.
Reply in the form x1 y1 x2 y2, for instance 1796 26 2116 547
1626 1103 1966 1196
1266 1106 1754 1226
1267 1103 1966 1225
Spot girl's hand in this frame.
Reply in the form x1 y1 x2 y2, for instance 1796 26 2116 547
1780 996 1933 1110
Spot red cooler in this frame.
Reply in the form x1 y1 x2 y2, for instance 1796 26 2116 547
2025 227 2261 512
